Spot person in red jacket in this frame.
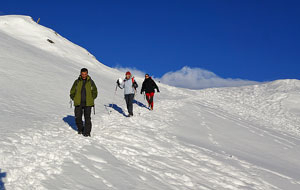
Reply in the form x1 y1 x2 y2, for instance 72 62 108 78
141 74 160 110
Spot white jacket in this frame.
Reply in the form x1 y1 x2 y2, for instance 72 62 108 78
120 77 137 95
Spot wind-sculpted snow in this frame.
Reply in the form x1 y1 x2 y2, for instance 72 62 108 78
197 80 300 136
0 15 300 190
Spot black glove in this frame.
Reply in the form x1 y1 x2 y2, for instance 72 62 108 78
157 89 160 93
116 79 120 85
140 91 143 95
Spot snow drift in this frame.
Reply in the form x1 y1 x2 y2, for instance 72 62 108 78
0 15 300 190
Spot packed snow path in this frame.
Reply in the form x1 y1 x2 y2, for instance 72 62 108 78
2 87 300 190
1 16 300 190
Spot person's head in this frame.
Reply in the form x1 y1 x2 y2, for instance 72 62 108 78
81 68 88 80
145 74 150 79
125 71 131 79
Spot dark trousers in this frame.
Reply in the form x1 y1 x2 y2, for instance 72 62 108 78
125 94 134 115
75 106 92 134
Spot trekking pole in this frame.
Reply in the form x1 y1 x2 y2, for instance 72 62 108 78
93 105 96 115
112 83 118 104
115 83 118 95
108 83 118 115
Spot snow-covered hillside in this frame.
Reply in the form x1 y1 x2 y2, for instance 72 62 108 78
0 15 300 190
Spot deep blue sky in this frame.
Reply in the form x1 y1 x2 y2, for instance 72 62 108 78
1 0 300 81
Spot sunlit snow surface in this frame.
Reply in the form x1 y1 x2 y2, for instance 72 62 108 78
0 16 300 190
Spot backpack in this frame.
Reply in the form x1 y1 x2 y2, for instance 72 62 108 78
132 77 138 90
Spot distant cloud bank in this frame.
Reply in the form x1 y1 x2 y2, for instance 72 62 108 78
115 66 258 89
159 66 258 89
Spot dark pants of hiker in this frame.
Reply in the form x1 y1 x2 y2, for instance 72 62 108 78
75 106 92 134
125 94 134 116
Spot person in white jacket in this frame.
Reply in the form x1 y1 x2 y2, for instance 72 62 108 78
117 71 138 117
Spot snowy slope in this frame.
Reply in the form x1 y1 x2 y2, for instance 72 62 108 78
0 15 300 190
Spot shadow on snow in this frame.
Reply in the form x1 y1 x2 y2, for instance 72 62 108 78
62 115 77 131
105 99 149 117
107 104 127 117
133 99 150 110
0 169 6 190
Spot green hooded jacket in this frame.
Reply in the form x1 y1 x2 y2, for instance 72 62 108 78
70 75 98 106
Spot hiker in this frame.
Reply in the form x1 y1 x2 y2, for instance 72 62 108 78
70 68 98 137
141 74 159 110
117 71 138 117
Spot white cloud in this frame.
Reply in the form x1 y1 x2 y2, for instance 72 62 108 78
115 65 258 89
159 66 258 89
114 65 146 77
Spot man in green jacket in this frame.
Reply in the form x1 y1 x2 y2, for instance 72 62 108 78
70 68 98 137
